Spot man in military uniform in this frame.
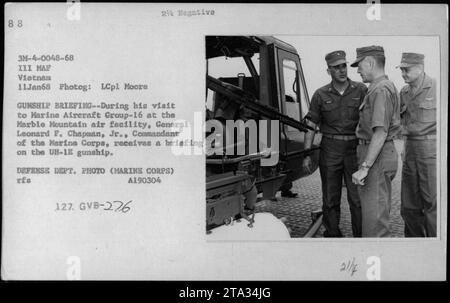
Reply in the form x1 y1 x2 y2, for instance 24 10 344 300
398 53 437 237
303 50 366 237
350 46 401 237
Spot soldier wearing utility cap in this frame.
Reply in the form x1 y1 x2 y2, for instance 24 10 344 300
303 50 367 237
350 46 401 237
398 52 437 237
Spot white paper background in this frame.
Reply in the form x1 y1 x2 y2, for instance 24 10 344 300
2 3 447 280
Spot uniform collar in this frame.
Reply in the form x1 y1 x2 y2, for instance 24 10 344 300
403 73 432 93
422 73 433 89
326 78 356 94
348 78 358 89
368 75 389 93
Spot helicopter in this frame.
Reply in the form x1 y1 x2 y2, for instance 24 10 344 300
205 36 321 236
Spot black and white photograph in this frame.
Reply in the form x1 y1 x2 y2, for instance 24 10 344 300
205 35 441 240
1 3 447 282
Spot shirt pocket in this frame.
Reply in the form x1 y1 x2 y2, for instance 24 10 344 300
417 97 436 123
347 98 361 121
321 99 340 123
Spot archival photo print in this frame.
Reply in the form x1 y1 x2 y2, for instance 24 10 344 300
2 3 447 281
205 35 441 240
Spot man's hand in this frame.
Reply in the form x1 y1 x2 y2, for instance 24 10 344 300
302 156 313 175
352 168 369 186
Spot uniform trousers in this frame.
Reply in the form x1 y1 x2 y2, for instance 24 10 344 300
319 137 362 237
401 139 437 237
357 140 398 237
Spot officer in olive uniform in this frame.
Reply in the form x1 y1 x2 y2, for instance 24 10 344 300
398 53 437 237
303 50 367 237
351 46 401 237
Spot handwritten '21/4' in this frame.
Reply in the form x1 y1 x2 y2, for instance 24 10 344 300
341 257 358 277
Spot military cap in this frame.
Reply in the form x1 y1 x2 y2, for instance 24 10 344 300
396 52 424 68
325 50 347 67
350 45 385 67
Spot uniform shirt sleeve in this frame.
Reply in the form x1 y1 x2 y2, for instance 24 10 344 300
430 78 437 103
305 91 321 124
370 87 394 133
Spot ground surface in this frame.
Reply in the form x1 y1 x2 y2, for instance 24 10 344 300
255 140 405 238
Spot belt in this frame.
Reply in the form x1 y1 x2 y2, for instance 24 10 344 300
407 134 436 140
322 134 357 141
358 139 393 145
